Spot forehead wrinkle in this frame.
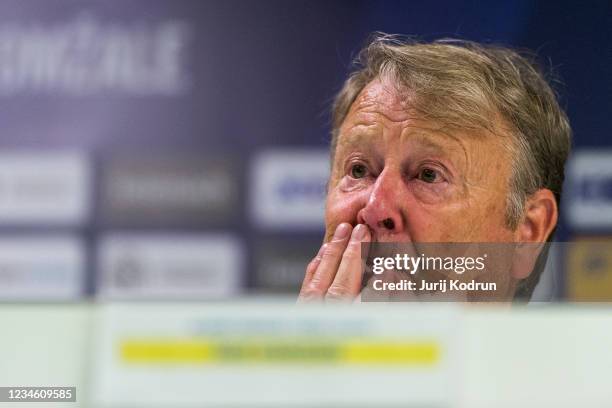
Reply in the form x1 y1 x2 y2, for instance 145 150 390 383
348 82 413 125
349 100 413 127
337 119 380 149
337 131 375 153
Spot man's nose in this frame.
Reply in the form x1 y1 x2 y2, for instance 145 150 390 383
356 169 404 235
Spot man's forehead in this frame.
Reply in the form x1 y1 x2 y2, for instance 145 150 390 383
338 77 510 154
339 79 464 150
337 120 467 159
347 77 414 123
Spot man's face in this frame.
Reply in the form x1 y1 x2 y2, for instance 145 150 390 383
325 77 518 245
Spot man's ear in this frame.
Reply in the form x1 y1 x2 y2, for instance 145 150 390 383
511 189 558 279
516 188 558 243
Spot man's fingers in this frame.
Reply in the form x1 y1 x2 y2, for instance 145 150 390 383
298 223 352 301
300 243 326 292
325 224 371 301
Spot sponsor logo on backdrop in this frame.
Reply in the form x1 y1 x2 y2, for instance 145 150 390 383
97 233 243 299
566 150 612 228
254 238 322 292
0 151 89 225
250 149 328 229
102 155 239 226
566 239 612 301
0 236 84 300
0 14 190 95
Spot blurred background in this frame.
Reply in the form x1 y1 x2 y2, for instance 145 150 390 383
0 0 610 301
0 2 611 407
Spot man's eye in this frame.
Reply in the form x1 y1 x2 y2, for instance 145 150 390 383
350 164 368 179
418 168 440 183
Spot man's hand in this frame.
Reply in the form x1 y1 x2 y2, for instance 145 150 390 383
298 223 371 302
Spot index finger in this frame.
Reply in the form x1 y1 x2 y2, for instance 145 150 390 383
298 223 352 301
325 224 371 301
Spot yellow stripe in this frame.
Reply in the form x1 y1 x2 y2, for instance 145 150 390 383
120 338 440 366
343 341 438 364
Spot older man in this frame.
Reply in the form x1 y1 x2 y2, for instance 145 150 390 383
299 34 571 302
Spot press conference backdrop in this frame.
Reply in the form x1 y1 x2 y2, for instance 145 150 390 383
0 0 610 301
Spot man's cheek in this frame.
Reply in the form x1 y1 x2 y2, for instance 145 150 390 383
408 203 479 242
413 216 460 242
324 191 367 234
460 198 512 240
434 211 508 242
